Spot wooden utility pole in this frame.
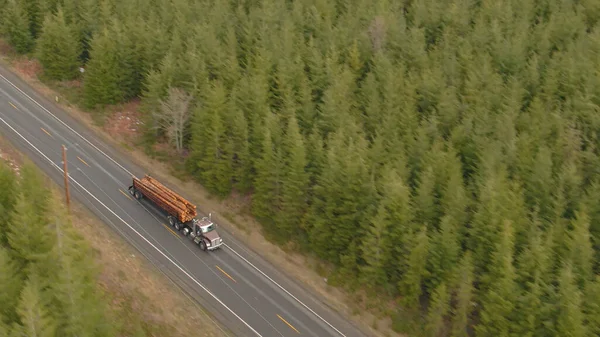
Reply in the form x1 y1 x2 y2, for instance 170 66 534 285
62 145 71 210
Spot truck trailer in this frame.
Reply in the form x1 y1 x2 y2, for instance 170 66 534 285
128 175 223 251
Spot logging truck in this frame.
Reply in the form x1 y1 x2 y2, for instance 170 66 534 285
128 175 223 251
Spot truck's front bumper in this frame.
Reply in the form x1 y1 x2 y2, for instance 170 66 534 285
207 242 223 250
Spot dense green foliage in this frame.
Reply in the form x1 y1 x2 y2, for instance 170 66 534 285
3 0 600 335
0 161 145 336
0 162 106 335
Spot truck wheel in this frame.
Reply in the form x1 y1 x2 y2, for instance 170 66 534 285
199 240 207 251
168 216 175 227
174 222 181 231
182 227 190 236
134 191 142 200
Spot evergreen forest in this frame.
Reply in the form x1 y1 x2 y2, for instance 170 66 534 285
0 161 132 336
2 0 600 335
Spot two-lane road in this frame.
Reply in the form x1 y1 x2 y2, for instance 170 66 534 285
0 65 368 337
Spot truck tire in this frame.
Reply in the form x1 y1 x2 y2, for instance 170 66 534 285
134 191 142 200
174 221 181 231
168 216 175 227
182 227 190 236
199 240 207 251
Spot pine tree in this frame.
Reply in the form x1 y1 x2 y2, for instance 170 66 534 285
0 162 17 245
399 226 429 309
556 263 587 337
365 166 414 288
48 196 116 337
0 247 21 323
226 98 252 193
10 274 57 337
188 80 233 197
2 0 35 54
475 220 518 337
568 210 594 287
277 114 309 239
440 146 468 229
425 282 449 337
22 0 44 39
584 276 600 336
0 318 7 337
19 163 51 217
36 7 81 81
450 252 474 337
309 130 375 264
252 112 283 230
115 18 147 100
83 27 123 109
7 193 55 268
359 210 389 290
426 215 460 292
514 227 554 337
413 165 438 228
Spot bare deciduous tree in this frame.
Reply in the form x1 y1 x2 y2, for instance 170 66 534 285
153 87 193 153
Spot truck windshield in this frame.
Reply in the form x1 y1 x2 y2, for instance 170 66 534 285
201 224 215 233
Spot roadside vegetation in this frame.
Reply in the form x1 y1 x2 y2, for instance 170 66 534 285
0 155 138 336
2 0 600 336
0 139 228 337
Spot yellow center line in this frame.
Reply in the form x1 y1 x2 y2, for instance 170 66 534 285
9 102 18 110
162 223 180 238
40 127 53 138
119 189 133 201
77 156 90 167
216 265 237 283
277 314 300 334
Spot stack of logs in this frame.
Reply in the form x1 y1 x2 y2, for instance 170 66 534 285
135 175 197 223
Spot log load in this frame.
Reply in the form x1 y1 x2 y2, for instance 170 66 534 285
132 175 197 223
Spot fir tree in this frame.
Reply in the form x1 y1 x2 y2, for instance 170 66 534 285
426 215 460 292
556 263 587 337
584 276 600 336
450 252 474 337
568 210 594 287
309 130 375 264
475 220 519 337
227 98 252 193
252 111 283 229
7 193 55 268
36 7 81 81
277 114 309 239
0 162 17 245
83 27 123 108
2 0 35 54
425 282 449 337
188 80 233 197
399 226 429 309
0 247 21 323
10 275 57 337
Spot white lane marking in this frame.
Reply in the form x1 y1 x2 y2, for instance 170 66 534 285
0 117 263 337
225 243 347 337
0 71 348 337
0 73 135 177
126 198 286 337
212 253 318 336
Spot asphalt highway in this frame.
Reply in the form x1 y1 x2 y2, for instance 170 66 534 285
0 65 369 337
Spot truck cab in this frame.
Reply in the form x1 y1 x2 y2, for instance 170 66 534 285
185 216 223 251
